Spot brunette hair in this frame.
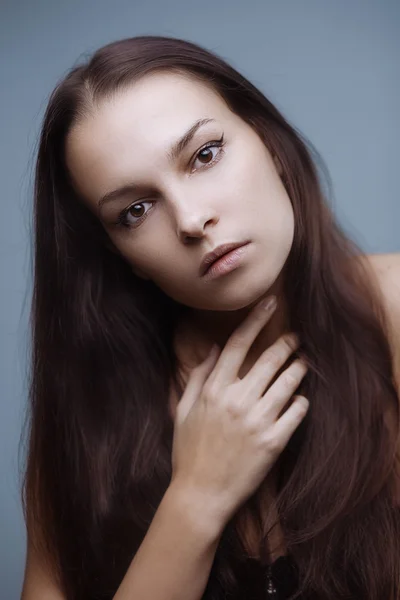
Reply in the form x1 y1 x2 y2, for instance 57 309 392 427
21 35 400 599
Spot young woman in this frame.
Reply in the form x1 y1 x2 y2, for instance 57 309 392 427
21 35 400 600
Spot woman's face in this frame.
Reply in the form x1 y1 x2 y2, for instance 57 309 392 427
65 71 295 312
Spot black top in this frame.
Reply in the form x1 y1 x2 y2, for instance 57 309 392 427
234 554 301 599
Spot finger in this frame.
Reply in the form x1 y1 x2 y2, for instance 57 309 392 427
270 395 309 449
241 332 300 399
176 345 221 422
259 359 308 420
210 296 277 386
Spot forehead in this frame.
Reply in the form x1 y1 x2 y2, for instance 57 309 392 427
65 72 232 203
107 71 226 121
69 72 228 148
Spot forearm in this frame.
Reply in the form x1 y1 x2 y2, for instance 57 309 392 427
113 483 226 600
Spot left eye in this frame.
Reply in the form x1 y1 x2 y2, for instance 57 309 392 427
192 138 225 171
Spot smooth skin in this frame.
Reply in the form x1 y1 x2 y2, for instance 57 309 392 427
22 65 400 597
171 296 308 525
21 261 400 598
22 294 309 600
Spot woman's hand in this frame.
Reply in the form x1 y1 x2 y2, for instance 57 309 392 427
170 296 309 526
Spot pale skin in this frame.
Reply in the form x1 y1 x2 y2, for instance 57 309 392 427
21 71 400 598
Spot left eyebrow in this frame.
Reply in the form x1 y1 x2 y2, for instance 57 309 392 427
166 117 216 163
98 117 216 210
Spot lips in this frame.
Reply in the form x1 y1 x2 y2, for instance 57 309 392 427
199 241 250 276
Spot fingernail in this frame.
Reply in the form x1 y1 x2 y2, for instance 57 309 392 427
260 295 277 311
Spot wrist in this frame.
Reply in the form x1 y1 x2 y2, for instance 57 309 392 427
165 481 229 541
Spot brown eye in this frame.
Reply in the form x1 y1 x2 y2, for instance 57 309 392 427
116 200 153 228
129 204 145 218
197 147 214 164
192 138 225 171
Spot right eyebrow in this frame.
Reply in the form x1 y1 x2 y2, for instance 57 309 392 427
98 117 216 210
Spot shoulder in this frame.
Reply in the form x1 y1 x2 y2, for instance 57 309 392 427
365 253 400 502
365 252 400 392
366 252 400 296
366 252 400 323
21 537 65 599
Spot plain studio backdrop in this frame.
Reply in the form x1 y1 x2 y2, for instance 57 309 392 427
0 0 399 597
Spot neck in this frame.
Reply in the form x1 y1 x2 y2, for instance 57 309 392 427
175 286 290 378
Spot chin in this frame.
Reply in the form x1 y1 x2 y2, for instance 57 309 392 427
187 287 274 313
170 262 283 312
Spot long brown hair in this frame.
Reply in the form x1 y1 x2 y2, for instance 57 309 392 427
21 35 400 599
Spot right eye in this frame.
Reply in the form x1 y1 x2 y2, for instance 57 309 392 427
115 200 154 228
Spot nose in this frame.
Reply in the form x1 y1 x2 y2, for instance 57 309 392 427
171 195 220 243
178 212 220 243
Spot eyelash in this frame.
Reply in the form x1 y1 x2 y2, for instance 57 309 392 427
115 135 226 229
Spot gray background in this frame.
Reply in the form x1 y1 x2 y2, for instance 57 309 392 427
1 0 399 597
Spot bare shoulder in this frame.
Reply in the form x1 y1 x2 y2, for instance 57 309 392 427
365 252 400 374
365 253 400 501
365 253 400 387
365 252 400 320
366 251 400 288
21 535 65 600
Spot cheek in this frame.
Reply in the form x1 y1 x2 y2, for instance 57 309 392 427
263 203 295 272
131 247 185 284
234 158 294 237
228 148 278 203
263 193 295 243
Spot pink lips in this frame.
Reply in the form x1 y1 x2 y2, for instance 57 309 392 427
200 241 250 277
201 242 250 281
